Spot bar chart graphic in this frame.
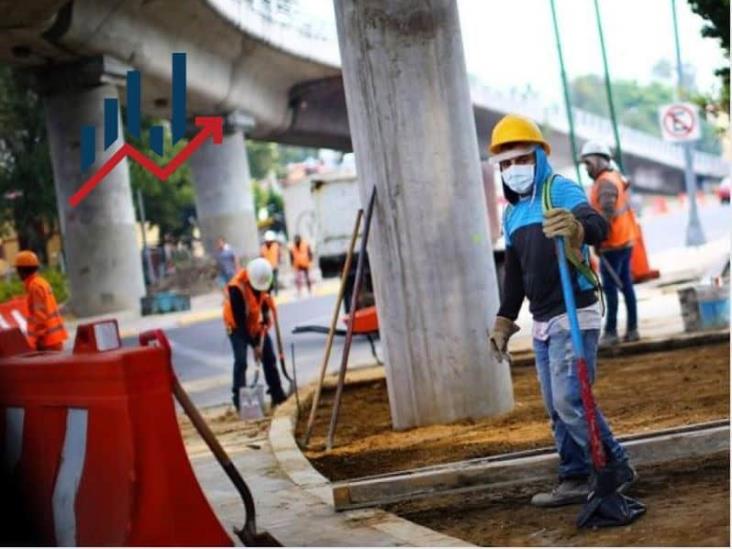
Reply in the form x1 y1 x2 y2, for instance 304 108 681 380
72 53 222 207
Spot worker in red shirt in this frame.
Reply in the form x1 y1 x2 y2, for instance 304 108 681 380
15 251 68 351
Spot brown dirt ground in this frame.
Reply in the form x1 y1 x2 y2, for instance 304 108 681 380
299 342 730 480
388 455 730 547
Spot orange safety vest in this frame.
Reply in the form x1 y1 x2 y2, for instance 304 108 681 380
24 273 68 350
289 241 311 269
260 242 280 268
222 270 275 336
590 170 636 251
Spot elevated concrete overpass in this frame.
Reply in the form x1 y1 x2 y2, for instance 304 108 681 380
0 0 728 316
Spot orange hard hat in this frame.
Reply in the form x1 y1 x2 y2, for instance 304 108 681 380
15 250 40 268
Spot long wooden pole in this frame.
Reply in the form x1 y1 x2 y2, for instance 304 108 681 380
326 187 377 451
301 207 364 447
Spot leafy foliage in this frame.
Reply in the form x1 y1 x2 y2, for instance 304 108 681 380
246 139 317 179
0 268 68 304
687 0 730 113
570 72 721 154
0 65 57 260
124 117 196 240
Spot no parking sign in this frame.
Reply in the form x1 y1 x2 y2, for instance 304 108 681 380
658 102 701 142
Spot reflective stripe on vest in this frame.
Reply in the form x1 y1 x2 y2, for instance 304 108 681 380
590 170 636 249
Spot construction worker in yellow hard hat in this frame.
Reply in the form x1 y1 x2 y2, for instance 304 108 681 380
15 251 68 351
487 114 636 507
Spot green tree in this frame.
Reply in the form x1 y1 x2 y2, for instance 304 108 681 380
0 65 57 261
246 139 319 180
687 0 730 112
124 117 196 240
570 72 721 154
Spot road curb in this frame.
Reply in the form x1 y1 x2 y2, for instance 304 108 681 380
268 369 473 547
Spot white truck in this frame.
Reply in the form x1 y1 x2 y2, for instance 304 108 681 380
309 170 363 277
304 166 505 298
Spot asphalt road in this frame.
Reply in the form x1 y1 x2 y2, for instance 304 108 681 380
124 294 378 408
640 201 730 255
144 200 728 409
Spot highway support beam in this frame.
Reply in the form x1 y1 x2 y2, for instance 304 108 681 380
334 0 513 429
189 115 259 262
43 59 146 317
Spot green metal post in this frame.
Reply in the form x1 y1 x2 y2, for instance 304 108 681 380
549 0 583 183
592 0 625 172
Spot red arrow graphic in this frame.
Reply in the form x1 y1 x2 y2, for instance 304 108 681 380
69 116 224 207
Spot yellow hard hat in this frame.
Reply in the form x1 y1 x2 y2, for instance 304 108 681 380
489 114 551 156
15 250 40 268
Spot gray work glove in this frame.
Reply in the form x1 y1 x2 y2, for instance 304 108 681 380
489 316 520 360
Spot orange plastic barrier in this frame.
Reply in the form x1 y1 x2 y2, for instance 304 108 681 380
343 305 379 334
630 216 660 283
0 296 29 333
0 322 232 546
651 196 669 215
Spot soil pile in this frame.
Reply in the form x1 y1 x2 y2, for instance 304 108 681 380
299 343 730 480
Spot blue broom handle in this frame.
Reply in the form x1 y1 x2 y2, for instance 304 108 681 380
554 237 586 361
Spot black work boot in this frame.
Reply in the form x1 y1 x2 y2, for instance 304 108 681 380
531 478 590 507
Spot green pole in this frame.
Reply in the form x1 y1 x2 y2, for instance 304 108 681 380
549 0 583 183
592 0 625 172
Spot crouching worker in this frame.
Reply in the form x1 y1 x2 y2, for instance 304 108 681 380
15 251 68 351
487 114 636 507
223 258 287 411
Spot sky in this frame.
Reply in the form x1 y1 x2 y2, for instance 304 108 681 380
304 0 727 106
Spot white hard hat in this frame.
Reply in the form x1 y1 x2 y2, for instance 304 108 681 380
264 230 276 242
246 258 273 291
580 141 612 159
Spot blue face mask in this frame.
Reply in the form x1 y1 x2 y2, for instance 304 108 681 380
502 164 535 194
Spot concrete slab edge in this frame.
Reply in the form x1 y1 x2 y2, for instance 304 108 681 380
509 328 729 367
334 424 730 511
269 378 473 547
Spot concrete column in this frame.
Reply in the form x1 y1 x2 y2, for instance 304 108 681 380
334 0 513 429
189 130 259 262
45 84 146 317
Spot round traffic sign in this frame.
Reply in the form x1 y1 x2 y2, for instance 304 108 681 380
662 104 696 137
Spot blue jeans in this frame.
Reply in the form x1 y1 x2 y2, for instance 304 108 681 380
229 330 286 407
600 247 637 334
533 327 627 480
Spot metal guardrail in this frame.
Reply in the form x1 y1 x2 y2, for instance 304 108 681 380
207 0 729 178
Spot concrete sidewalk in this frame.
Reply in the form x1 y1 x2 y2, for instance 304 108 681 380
509 236 730 353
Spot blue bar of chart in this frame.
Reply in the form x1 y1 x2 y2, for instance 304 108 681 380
172 52 186 144
79 52 189 170
104 98 118 150
81 126 95 171
126 70 141 139
150 126 164 156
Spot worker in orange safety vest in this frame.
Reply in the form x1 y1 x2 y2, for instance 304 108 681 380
223 258 287 410
15 250 68 351
260 230 281 296
580 141 639 347
288 234 313 298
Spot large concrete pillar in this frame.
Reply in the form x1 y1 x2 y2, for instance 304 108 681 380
335 0 513 429
45 84 146 317
189 130 259 261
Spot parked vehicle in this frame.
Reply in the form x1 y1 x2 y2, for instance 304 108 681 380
717 177 730 204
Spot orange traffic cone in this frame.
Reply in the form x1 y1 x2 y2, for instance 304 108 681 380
630 214 660 283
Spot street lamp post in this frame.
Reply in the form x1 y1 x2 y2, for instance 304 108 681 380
671 0 706 247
